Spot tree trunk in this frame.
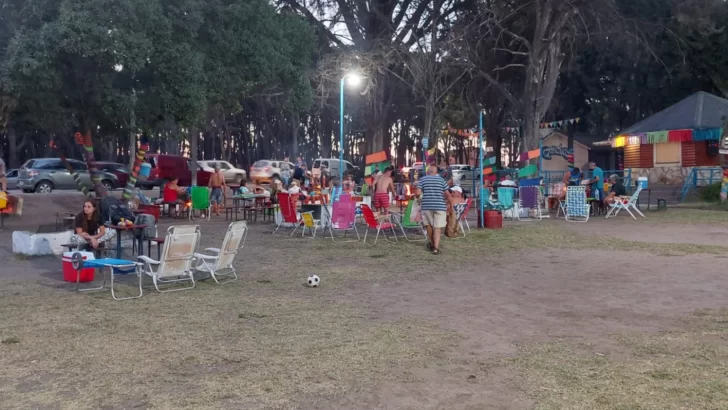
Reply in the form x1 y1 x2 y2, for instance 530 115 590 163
7 126 17 168
189 127 198 186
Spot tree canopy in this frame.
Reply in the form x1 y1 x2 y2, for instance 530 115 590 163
0 0 726 168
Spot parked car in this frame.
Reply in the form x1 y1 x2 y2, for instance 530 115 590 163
17 158 119 193
449 164 474 185
250 159 295 184
137 154 212 189
4 169 18 190
97 162 130 188
311 158 357 180
198 160 247 184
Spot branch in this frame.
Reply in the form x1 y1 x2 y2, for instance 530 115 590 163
278 0 345 47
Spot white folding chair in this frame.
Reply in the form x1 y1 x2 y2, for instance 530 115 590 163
138 225 200 292
605 187 645 220
193 221 248 284
564 186 590 223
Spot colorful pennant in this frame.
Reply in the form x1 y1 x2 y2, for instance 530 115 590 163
540 117 581 129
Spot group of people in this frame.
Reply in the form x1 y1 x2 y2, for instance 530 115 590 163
560 162 627 206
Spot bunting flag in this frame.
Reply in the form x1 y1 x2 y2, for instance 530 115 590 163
647 131 669 144
483 167 493 175
540 117 581 129
667 129 693 142
610 127 723 147
518 164 538 178
693 128 723 141
484 157 496 166
527 149 540 160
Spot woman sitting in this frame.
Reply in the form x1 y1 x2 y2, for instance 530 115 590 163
445 186 467 238
163 177 188 203
70 200 116 250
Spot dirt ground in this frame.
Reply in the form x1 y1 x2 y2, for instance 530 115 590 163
1 193 728 409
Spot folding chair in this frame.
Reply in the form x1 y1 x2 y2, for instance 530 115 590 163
360 204 398 246
194 221 248 284
298 211 322 237
564 186 590 222
189 186 210 221
456 198 473 236
518 186 544 221
325 194 360 242
605 186 645 220
273 192 304 235
496 187 519 220
138 225 200 292
391 200 426 242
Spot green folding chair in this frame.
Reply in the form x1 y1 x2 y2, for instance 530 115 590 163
392 200 426 242
189 186 210 221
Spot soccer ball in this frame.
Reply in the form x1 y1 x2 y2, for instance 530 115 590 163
307 275 320 287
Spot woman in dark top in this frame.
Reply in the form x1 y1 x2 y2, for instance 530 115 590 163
70 200 115 250
605 174 627 205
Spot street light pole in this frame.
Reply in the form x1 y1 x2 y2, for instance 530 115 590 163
339 73 362 183
339 77 345 183
479 110 485 229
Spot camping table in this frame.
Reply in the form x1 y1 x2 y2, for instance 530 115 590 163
635 188 651 210
107 224 148 259
73 256 143 301
231 194 266 221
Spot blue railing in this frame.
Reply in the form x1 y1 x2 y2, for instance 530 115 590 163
680 167 723 202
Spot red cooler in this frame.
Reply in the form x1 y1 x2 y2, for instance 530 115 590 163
62 251 95 283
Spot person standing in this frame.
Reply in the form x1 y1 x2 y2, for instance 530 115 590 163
417 166 451 255
281 157 292 188
208 164 227 216
587 161 604 201
373 166 394 215
0 151 7 192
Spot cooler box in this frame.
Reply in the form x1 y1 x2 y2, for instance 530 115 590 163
62 251 95 283
638 177 649 189
139 162 151 180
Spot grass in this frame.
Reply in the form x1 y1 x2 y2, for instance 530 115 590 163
462 223 728 256
640 208 728 225
0 280 456 409
506 310 728 409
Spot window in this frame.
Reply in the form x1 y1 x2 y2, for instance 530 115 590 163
346 162 354 171
69 161 88 171
37 160 64 170
654 143 681 165
218 162 231 170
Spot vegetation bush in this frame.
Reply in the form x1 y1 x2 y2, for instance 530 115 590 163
699 182 722 202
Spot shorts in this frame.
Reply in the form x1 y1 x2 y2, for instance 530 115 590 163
210 187 223 205
374 192 390 209
422 210 447 228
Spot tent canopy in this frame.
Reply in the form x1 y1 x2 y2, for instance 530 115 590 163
619 91 728 135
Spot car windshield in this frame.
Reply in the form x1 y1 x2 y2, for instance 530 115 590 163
21 160 35 169
253 161 270 168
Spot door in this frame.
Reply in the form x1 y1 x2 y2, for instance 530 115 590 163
69 161 91 189
218 161 234 182
37 160 68 188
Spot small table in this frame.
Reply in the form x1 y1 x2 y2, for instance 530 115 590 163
74 258 143 301
107 224 148 259
231 194 266 221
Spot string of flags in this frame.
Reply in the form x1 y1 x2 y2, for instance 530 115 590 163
611 128 723 148
518 149 541 162
540 117 581 129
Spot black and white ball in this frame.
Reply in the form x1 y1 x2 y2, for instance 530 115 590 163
307 275 320 287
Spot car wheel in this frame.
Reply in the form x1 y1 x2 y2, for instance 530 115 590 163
35 181 53 194
102 179 114 191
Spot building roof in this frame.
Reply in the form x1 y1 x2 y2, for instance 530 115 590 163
619 91 728 135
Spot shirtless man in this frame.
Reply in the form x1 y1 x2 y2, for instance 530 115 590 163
373 166 394 215
208 164 227 216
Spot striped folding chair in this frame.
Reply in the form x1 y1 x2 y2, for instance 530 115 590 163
564 186 590 222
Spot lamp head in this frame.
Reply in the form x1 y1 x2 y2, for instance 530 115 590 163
346 73 362 87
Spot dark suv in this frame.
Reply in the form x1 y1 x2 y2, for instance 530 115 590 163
17 158 119 193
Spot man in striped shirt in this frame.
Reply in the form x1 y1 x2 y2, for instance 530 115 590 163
416 165 451 255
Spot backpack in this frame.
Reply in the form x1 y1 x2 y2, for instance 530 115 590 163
100 196 134 225
133 213 157 240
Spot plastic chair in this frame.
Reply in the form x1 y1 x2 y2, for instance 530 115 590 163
563 186 590 222
605 186 645 220
193 221 248 284
360 204 398 246
273 192 303 235
138 225 200 292
391 199 426 242
518 186 544 221
496 187 518 220
189 186 210 221
325 194 360 242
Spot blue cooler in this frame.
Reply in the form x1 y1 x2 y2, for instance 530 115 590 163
637 177 648 189
139 162 151 180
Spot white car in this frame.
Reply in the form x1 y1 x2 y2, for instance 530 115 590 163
250 159 295 184
198 160 247 184
449 164 474 185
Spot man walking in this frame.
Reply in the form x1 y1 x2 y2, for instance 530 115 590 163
417 165 450 255
208 164 227 216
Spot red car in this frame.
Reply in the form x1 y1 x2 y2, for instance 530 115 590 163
137 154 212 189
97 162 130 188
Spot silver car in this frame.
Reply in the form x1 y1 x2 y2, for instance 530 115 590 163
4 169 18 190
17 158 118 193
198 160 247 184
449 164 474 185
250 159 295 184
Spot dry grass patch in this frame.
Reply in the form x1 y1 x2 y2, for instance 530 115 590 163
0 280 457 409
641 208 728 225
506 310 728 409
